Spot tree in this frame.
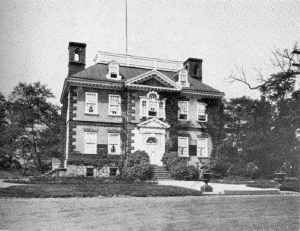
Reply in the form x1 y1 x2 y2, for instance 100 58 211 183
7 82 62 173
226 43 300 177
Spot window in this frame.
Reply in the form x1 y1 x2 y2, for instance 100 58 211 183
86 167 94 177
109 167 118 177
74 47 81 62
177 70 189 87
74 53 79 61
108 133 121 155
84 132 97 154
85 92 98 114
107 61 121 80
178 101 188 120
197 102 207 122
180 71 187 86
109 94 121 116
140 91 165 119
197 138 208 157
110 64 118 78
148 99 157 116
178 137 189 156
146 137 157 144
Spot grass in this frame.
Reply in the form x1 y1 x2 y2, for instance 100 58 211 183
1 195 299 231
0 180 203 198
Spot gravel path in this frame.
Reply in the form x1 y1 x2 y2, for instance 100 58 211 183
0 179 31 188
158 180 281 194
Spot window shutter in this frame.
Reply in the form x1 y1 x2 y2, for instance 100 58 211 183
140 99 147 117
84 132 97 154
158 101 165 119
197 138 208 157
85 92 98 114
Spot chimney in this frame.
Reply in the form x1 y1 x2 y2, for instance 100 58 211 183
183 58 203 82
68 42 86 77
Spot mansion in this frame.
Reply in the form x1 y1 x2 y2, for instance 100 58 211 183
60 42 224 177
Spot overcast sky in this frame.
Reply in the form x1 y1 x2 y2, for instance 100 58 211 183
1 0 299 105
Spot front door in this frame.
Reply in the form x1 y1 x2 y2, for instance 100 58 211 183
135 118 170 166
144 134 164 166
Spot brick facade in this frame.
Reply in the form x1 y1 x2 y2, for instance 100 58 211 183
60 42 224 176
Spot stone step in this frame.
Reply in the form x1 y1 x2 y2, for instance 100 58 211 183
151 165 171 180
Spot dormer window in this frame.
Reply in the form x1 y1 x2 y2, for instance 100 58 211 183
106 61 122 80
177 69 190 87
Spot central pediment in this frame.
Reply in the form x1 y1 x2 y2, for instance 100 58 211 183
126 69 181 91
137 118 170 129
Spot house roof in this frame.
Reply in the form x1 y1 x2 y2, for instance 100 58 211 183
70 63 223 94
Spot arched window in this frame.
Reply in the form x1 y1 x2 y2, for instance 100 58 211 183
74 47 81 62
146 137 157 144
74 53 79 61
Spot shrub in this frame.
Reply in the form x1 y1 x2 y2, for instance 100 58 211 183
162 152 187 171
227 162 259 180
210 161 228 178
121 151 151 182
170 163 199 181
280 181 299 192
162 152 199 181
125 150 150 167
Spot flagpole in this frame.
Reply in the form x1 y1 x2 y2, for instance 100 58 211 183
125 0 128 55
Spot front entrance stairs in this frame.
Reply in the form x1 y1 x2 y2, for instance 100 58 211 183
150 165 171 180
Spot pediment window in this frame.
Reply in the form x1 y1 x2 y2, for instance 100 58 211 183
106 61 122 80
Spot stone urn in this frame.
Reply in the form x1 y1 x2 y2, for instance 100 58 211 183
201 172 213 192
274 172 286 189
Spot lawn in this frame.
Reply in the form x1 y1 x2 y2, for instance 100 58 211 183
0 181 203 198
1 195 299 231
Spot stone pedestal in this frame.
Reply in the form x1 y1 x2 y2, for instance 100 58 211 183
201 172 213 192
201 184 213 192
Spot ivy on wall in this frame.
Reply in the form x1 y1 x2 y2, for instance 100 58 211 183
68 151 123 168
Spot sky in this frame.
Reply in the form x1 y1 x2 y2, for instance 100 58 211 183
1 0 299 105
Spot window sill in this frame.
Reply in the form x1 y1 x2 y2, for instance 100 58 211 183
197 156 209 158
83 153 97 155
178 119 189 121
197 121 207 123
84 113 99 116
108 114 122 117
108 153 121 155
